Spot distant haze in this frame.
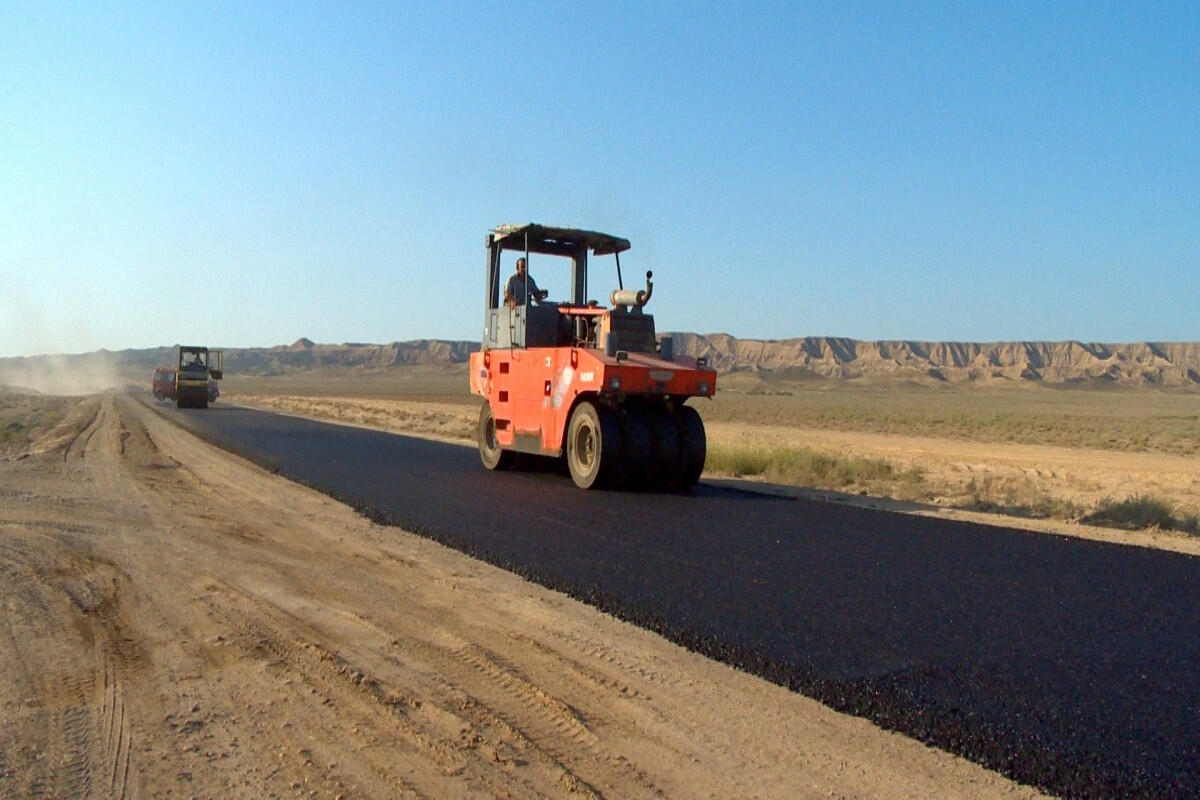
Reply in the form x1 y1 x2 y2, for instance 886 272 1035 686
4 337 1200 392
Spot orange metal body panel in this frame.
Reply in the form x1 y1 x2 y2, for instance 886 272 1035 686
470 347 716 457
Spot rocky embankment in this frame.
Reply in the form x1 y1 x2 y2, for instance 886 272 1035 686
4 336 1200 388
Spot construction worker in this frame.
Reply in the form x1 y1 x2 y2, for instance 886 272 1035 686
504 257 549 307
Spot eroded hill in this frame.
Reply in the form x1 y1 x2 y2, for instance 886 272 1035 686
669 335 1200 386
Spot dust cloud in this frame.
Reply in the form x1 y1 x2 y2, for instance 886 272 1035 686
0 353 134 396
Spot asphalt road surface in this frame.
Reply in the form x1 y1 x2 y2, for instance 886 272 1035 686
153 397 1200 798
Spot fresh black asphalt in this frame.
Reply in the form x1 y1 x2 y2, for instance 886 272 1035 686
152 397 1200 798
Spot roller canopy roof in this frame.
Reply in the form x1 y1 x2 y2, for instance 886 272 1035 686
490 223 631 256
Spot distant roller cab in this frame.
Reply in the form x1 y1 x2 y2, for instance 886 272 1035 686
174 345 223 409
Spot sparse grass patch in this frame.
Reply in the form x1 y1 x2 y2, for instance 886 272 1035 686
706 442 925 494
0 394 73 456
701 384 1200 456
958 473 1086 520
1080 495 1199 534
232 394 478 442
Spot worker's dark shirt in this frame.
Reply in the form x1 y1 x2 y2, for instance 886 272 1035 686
506 272 541 306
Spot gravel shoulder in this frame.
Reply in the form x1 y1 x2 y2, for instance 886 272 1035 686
0 392 1044 797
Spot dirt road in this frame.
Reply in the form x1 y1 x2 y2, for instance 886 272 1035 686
0 392 1041 798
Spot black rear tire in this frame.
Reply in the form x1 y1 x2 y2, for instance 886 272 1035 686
478 402 515 471
675 405 706 489
618 407 653 490
646 405 682 490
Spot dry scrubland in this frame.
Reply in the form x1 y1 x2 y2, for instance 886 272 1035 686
224 364 1200 544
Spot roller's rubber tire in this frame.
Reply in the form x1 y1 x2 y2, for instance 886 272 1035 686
618 407 653 490
646 405 682 490
675 405 706 490
567 401 620 489
478 402 515 471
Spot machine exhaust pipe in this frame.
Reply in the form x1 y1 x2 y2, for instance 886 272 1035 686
610 270 653 308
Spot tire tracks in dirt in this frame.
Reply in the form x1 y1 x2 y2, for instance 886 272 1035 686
0 530 140 799
187 571 663 798
1 394 164 799
2 392 1044 798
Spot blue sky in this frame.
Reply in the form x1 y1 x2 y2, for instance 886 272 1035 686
2 1 1197 358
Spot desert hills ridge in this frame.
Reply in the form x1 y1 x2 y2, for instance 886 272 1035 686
682 335 1200 386
4 335 1200 388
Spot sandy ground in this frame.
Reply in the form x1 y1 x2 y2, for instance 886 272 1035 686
702 422 1200 556
705 421 1200 515
0 392 1045 798
231 393 1200 557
